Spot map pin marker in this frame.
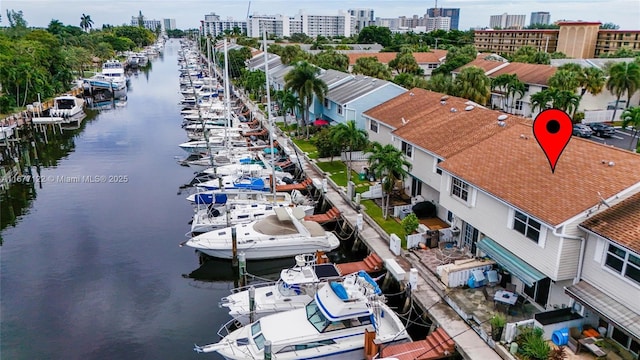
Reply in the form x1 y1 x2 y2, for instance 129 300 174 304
533 108 573 173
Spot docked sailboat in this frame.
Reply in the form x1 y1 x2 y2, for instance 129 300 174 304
182 207 340 260
219 254 343 325
194 271 410 358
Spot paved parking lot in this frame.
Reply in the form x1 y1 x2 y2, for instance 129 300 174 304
584 128 638 151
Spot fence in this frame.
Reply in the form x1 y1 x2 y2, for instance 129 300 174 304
340 151 370 162
583 109 621 123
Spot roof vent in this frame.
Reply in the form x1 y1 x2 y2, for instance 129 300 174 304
497 121 506 127
608 161 615 167
450 108 457 113
409 92 414 96
441 95 449 101
465 105 475 111
440 100 446 105
497 114 508 121
520 134 529 139
402 117 408 125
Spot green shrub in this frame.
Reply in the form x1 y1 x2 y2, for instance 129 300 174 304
314 128 341 158
517 326 550 360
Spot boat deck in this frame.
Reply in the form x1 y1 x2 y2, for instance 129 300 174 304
379 327 455 360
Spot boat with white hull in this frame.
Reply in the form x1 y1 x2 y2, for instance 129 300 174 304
183 207 340 260
190 202 315 235
49 94 85 118
219 254 343 325
194 271 410 359
101 59 127 90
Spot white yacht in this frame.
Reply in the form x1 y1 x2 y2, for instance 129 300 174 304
219 254 343 326
49 94 84 118
195 271 410 359
183 207 340 260
101 59 127 90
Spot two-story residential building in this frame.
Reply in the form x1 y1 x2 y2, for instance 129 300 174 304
568 192 640 357
363 88 517 218
311 73 406 129
363 87 640 312
438 122 640 310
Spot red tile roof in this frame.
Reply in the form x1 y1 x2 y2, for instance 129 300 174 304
580 192 640 254
456 58 507 73
364 88 520 158
348 50 448 65
490 62 557 86
439 122 640 226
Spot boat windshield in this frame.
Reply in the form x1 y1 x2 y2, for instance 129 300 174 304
251 321 266 350
306 301 373 333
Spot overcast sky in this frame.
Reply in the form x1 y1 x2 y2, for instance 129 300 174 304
2 0 639 31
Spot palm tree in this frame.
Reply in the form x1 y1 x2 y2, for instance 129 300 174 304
607 62 640 121
454 66 491 105
281 89 299 131
621 106 640 150
549 88 580 115
506 77 526 114
284 61 328 139
79 14 94 33
530 89 553 115
491 73 514 110
331 120 369 185
577 67 606 99
548 69 579 92
366 142 412 219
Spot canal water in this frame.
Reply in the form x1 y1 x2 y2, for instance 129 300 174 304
0 39 302 360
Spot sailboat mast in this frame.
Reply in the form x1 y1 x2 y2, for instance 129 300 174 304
223 39 231 151
263 31 276 199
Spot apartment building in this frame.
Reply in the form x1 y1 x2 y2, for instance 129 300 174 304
246 11 354 38
348 8 375 32
489 13 527 30
530 12 551 26
163 18 176 31
130 17 162 31
475 21 640 58
201 13 248 37
427 8 460 30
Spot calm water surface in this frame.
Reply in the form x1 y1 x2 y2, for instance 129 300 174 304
0 40 295 360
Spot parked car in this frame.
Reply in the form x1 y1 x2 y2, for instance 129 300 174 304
573 124 593 138
588 123 616 137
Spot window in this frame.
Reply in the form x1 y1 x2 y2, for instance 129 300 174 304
401 141 412 158
337 105 343 115
605 244 640 285
451 177 469 202
324 98 330 109
513 210 541 243
369 120 378 133
514 100 523 111
436 159 443 175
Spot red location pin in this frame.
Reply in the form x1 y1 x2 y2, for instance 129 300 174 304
533 108 573 173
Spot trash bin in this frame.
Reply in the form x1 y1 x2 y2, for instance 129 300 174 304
359 172 366 181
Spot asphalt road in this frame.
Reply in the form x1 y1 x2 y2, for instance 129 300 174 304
583 128 639 151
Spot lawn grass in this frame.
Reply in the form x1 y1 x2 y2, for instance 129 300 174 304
361 199 406 247
292 138 319 159
315 161 370 193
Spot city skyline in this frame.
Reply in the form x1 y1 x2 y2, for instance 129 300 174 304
2 0 639 31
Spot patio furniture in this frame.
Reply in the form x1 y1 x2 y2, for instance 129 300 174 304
494 290 518 313
486 270 499 286
505 283 517 293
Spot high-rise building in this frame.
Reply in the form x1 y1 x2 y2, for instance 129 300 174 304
427 8 460 30
201 13 247 37
489 13 526 29
348 8 375 32
246 10 354 38
131 16 162 31
530 12 551 26
425 16 451 32
163 18 176 31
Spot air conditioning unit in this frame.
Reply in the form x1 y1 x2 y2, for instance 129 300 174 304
417 224 429 233
451 227 461 236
